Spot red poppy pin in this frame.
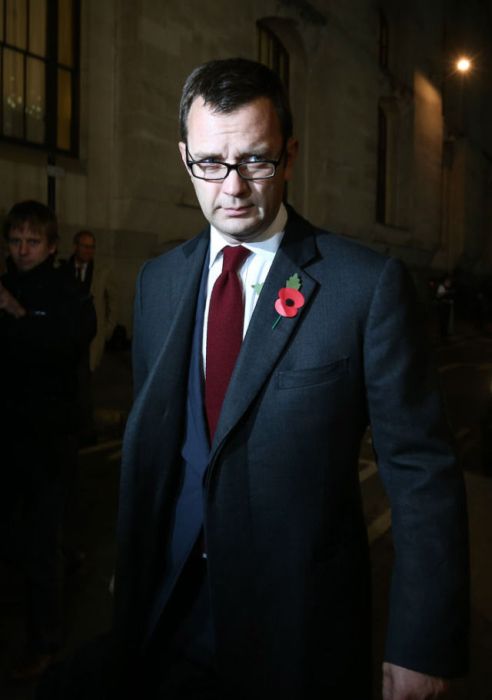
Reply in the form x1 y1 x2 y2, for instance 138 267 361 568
272 273 305 329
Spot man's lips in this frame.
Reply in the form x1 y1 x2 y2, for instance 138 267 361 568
221 205 253 216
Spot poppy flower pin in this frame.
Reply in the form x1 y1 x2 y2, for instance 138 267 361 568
272 273 305 329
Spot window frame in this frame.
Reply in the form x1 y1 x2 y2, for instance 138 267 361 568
257 20 290 90
0 0 80 157
376 104 388 224
378 9 389 71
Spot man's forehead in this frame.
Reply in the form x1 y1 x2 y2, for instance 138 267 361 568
193 93 277 118
9 224 43 239
186 96 283 150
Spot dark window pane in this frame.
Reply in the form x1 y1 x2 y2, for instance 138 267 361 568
258 27 267 64
3 48 24 138
277 50 288 86
6 0 27 49
1 0 78 154
0 0 4 41
379 10 389 70
376 106 388 224
58 0 73 66
26 57 45 143
257 22 289 202
57 67 71 150
29 0 47 57
257 23 289 90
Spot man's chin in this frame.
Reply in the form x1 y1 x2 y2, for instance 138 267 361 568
213 213 264 242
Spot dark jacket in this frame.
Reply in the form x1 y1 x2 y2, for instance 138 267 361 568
112 208 469 699
0 256 96 434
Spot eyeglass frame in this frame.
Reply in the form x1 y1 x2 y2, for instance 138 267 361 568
185 143 287 182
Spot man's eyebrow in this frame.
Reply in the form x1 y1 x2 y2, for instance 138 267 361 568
10 234 41 241
189 146 271 161
237 148 271 159
188 150 222 161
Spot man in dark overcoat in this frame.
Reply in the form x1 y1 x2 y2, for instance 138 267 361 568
110 59 469 699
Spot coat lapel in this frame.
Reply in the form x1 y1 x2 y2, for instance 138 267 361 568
132 230 209 448
211 213 320 453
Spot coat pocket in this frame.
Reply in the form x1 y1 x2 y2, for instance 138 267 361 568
277 358 349 390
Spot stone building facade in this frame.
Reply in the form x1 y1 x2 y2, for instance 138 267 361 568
1 0 491 331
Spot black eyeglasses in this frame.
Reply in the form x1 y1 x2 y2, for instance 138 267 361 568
185 144 286 181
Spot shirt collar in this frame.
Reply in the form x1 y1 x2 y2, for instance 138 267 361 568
209 203 287 268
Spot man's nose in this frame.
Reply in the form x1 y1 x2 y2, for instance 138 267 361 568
19 241 29 255
222 169 250 197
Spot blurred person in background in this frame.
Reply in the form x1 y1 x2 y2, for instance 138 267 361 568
0 200 96 680
61 230 116 446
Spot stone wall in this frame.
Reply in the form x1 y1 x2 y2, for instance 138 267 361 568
1 0 491 331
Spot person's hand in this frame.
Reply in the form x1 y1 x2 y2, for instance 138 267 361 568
0 282 26 318
383 662 449 699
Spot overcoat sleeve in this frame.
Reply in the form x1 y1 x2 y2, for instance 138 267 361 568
364 257 469 676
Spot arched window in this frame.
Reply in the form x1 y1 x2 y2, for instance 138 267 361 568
376 104 388 223
378 9 389 70
257 21 290 202
256 18 307 211
0 0 80 155
376 95 411 228
257 20 289 91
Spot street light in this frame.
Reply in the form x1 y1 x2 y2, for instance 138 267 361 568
453 56 473 136
442 54 474 273
456 57 472 73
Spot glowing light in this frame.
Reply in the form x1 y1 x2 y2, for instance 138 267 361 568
456 57 471 73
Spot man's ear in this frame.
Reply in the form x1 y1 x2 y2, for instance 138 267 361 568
284 137 299 182
178 142 189 172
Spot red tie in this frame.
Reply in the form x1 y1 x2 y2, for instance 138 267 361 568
205 245 251 440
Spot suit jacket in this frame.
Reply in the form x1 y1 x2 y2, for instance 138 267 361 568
62 255 116 370
112 207 469 698
0 256 96 435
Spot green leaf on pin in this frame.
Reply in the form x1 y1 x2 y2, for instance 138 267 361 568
252 282 264 295
285 273 301 291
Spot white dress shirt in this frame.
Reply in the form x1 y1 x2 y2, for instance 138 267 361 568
75 262 88 282
202 203 287 372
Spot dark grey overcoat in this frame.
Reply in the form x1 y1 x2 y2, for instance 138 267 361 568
111 208 469 698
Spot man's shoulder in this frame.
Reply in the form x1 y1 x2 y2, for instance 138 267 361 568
91 259 111 282
57 254 75 270
316 229 390 277
287 207 391 273
52 265 91 307
138 228 209 284
56 256 76 282
53 262 76 286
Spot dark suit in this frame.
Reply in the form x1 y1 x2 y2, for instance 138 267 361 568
112 207 468 698
63 255 94 296
59 256 96 442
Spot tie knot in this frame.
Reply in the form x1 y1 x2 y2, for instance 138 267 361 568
221 245 250 274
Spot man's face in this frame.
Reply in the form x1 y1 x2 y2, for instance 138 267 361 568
179 96 298 243
8 224 56 272
74 234 96 264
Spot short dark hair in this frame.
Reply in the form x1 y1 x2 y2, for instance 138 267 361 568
179 58 293 143
3 200 58 244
